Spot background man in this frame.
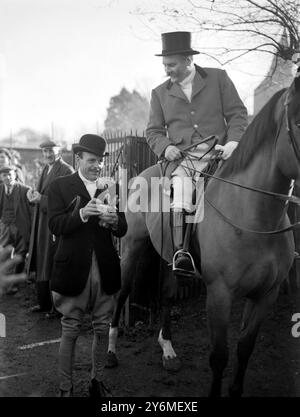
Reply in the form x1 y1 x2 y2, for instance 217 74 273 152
146 31 248 275
0 148 24 184
0 166 32 293
27 140 74 316
48 134 127 397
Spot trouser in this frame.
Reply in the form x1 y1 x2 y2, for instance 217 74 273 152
36 281 52 311
52 253 114 391
0 222 28 274
171 143 212 212
170 144 212 253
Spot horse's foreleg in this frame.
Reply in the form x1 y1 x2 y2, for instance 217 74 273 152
207 284 232 397
158 267 181 372
158 301 182 372
229 287 279 397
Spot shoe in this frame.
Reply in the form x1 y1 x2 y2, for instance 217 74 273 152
88 379 112 398
173 250 196 276
105 351 118 368
58 386 73 397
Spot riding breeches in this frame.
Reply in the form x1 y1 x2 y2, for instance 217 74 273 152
52 252 115 390
171 143 213 212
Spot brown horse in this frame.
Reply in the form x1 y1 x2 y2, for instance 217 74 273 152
110 74 300 396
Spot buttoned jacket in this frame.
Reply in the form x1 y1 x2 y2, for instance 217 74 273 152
146 65 248 157
48 172 127 296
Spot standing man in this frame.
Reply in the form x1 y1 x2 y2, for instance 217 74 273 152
146 31 248 275
48 134 127 397
27 140 74 315
0 166 32 293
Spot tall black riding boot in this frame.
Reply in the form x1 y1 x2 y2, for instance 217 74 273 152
170 209 195 276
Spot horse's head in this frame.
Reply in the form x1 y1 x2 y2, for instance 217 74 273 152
276 69 300 187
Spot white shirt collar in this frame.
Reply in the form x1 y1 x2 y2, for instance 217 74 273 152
179 64 196 87
78 169 97 185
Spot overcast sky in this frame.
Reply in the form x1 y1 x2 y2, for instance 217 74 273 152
0 0 277 142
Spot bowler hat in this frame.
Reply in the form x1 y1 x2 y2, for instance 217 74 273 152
72 134 108 157
40 139 61 148
0 165 16 174
155 31 199 56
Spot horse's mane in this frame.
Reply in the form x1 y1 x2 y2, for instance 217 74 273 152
219 88 287 178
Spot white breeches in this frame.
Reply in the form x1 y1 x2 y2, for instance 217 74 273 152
171 144 212 212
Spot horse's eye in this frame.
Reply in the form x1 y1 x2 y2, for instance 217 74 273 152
297 122 300 128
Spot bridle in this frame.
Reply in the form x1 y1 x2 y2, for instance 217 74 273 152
284 89 300 163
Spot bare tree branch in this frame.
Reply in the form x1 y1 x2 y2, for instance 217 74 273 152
133 0 300 66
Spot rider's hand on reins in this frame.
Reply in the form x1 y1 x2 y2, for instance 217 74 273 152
215 141 238 160
164 145 182 161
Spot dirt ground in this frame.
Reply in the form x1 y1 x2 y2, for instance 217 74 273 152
0 279 300 398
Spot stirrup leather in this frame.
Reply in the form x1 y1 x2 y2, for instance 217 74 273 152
172 249 196 276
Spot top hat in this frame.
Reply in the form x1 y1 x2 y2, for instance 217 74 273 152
40 139 61 148
155 31 199 56
0 165 16 174
72 134 108 157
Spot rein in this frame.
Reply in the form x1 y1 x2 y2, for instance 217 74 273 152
179 164 300 206
178 162 300 235
178 113 300 234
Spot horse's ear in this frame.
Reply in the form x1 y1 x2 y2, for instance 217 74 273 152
292 52 300 91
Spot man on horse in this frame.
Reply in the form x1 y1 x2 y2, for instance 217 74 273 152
146 31 248 276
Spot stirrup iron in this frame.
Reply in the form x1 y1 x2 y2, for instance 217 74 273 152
172 249 196 276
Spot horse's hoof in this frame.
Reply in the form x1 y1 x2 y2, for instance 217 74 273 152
162 355 182 372
105 351 118 368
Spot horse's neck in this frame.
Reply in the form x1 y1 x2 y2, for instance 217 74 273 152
209 150 291 228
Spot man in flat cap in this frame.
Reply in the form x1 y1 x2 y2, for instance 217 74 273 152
0 166 32 293
27 140 74 315
146 31 248 275
47 134 127 397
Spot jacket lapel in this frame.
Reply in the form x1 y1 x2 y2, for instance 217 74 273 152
167 82 189 102
12 184 21 213
40 158 62 193
167 66 207 101
69 172 91 202
191 69 206 100
37 166 48 192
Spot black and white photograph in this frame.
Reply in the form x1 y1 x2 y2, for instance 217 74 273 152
0 0 299 402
